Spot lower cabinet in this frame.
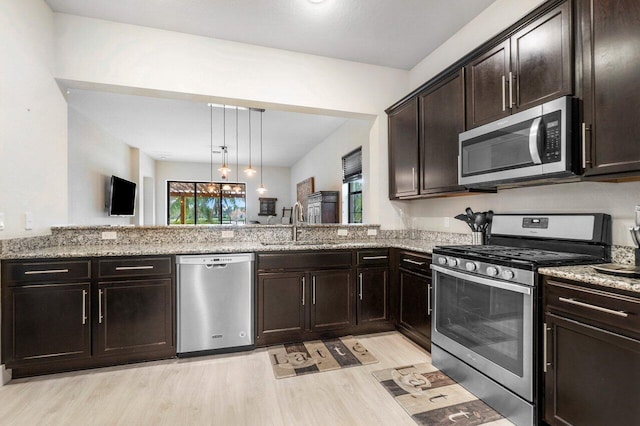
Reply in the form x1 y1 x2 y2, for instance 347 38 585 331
96 278 174 357
394 250 432 350
357 267 389 324
257 272 306 340
543 278 640 425
309 269 353 331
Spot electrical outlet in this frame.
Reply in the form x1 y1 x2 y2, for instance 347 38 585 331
367 228 378 236
443 217 450 228
0 212 4 231
24 212 33 230
337 229 348 236
222 230 234 238
101 231 117 240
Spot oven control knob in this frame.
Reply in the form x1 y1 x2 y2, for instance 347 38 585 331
465 262 477 272
486 266 499 276
447 258 458 267
502 269 515 280
438 257 447 265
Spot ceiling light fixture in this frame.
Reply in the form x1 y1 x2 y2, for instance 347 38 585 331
257 109 267 194
244 109 257 177
218 105 231 178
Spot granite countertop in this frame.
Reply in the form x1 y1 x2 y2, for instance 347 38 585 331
0 239 440 260
539 265 640 294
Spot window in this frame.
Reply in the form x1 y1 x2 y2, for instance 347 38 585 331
342 147 363 224
167 181 246 225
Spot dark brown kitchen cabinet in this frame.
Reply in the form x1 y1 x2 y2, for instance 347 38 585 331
579 0 640 177
96 278 174 357
419 69 466 195
257 271 306 343
357 267 389 324
3 283 92 367
466 1 572 129
395 251 432 350
388 97 419 198
543 278 640 425
309 269 353 331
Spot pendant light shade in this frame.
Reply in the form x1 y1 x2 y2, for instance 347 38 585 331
218 105 231 178
244 108 257 177
256 109 267 194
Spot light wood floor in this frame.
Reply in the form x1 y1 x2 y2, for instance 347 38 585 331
0 332 430 425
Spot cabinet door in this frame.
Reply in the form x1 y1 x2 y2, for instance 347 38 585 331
257 272 306 343
357 267 389 324
544 313 640 425
511 1 572 112
581 0 640 176
4 283 91 366
309 269 353 332
399 269 431 345
420 70 465 194
465 39 511 129
388 97 419 198
96 278 174 356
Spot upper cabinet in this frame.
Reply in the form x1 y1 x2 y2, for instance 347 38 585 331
466 1 572 129
579 0 640 177
388 97 420 198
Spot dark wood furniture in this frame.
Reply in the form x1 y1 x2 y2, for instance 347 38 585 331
306 191 339 224
2 256 175 378
579 0 640 178
388 97 419 198
543 277 640 425
466 1 571 129
393 250 432 350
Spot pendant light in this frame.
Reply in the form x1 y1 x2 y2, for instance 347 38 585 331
244 109 257 177
221 145 232 191
218 105 231 178
256 109 267 194
233 106 243 193
206 103 216 193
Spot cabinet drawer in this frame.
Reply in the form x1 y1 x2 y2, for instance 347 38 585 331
98 256 172 279
3 259 91 284
357 249 389 266
397 251 431 275
258 251 351 271
546 280 640 337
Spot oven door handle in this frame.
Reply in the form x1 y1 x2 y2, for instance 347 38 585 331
528 117 543 165
431 265 532 295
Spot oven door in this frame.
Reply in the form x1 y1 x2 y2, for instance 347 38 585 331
431 265 534 401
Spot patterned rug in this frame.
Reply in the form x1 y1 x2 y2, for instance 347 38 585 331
268 335 378 379
373 363 513 426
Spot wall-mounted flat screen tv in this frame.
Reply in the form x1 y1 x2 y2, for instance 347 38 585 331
108 175 136 216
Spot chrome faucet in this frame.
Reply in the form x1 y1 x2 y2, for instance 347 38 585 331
292 201 304 241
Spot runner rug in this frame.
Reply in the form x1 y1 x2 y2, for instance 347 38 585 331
268 335 378 379
372 363 513 426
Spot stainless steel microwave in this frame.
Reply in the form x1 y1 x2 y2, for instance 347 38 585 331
458 96 575 187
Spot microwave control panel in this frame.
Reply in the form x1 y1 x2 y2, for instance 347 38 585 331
542 110 562 163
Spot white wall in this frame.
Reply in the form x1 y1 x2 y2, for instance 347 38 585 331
0 0 68 238
67 106 135 225
155 161 291 225
290 119 372 223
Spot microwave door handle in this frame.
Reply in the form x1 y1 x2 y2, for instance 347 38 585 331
528 117 543 165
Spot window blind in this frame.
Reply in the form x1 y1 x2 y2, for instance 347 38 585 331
342 147 362 183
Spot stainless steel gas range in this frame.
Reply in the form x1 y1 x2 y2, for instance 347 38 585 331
431 213 611 426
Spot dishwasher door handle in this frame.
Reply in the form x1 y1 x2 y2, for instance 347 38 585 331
301 276 305 306
204 264 228 269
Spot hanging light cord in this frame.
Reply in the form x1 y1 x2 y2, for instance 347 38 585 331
260 110 264 183
248 110 252 168
210 104 213 183
236 107 239 185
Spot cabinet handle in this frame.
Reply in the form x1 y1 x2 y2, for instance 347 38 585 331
427 284 432 315
24 268 69 275
558 297 628 318
359 273 363 300
301 277 305 306
402 258 425 266
99 289 104 323
412 167 416 191
362 256 388 260
312 276 316 305
543 323 552 373
581 122 592 168
115 265 154 271
508 71 514 108
82 290 87 325
501 75 506 111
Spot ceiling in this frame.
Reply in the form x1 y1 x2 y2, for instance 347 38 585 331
67 89 352 167
45 0 496 70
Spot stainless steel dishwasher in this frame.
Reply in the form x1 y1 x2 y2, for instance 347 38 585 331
176 253 254 356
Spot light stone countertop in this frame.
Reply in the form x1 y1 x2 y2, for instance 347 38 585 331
539 265 640 294
0 239 440 260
